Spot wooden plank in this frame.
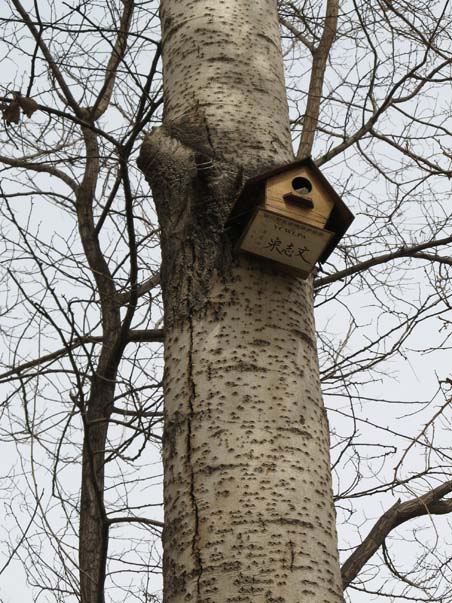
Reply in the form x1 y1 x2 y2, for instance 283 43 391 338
237 208 334 277
264 194 328 229
265 165 334 228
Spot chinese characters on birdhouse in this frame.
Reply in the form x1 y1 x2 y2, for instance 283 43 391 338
226 157 354 278
239 211 334 279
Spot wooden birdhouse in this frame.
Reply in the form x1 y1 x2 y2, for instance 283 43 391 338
226 157 354 278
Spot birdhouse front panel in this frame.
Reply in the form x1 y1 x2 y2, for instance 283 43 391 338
264 166 335 230
238 209 334 277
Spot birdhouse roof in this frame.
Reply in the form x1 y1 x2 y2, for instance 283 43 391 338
227 157 354 263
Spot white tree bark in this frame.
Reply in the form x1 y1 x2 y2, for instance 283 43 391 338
159 0 292 167
160 266 344 603
139 1 344 602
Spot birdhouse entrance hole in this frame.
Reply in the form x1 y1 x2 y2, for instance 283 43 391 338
291 177 312 195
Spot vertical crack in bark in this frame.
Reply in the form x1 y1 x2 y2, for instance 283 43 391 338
187 243 202 600
289 541 295 572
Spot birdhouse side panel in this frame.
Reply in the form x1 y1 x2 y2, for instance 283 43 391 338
227 184 266 224
264 167 335 229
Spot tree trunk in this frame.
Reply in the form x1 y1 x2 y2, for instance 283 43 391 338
79 379 113 603
139 1 344 602
76 126 124 603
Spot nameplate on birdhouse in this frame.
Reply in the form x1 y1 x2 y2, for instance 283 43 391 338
238 209 334 277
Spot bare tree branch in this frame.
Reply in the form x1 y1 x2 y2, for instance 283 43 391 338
315 234 452 288
0 492 43 577
107 516 164 529
116 273 160 306
279 15 315 53
297 0 339 158
10 0 81 114
0 330 164 382
341 481 452 589
89 0 135 119
0 154 78 192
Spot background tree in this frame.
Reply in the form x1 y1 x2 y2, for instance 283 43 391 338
0 1 451 603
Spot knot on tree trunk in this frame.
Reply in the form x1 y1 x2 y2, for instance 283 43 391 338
138 124 245 324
